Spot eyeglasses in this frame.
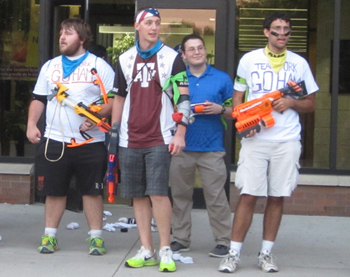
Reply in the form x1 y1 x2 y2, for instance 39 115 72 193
184 46 205 54
270 26 291 37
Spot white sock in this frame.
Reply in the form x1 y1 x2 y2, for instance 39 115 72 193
230 241 243 256
261 240 274 253
44 227 57 238
90 229 103 238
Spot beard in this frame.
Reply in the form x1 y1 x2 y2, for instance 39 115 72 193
59 40 82 56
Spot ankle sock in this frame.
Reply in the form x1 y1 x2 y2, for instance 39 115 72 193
90 229 103 238
230 241 243 256
44 227 57 238
261 240 274 253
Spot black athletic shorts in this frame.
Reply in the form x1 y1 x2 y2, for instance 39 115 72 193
35 139 107 197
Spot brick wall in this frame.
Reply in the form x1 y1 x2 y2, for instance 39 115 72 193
230 184 350 217
0 164 35 204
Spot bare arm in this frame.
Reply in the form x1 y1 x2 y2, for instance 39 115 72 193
272 93 316 113
233 90 246 108
99 97 114 118
26 100 45 144
79 97 114 131
111 94 125 124
201 102 233 119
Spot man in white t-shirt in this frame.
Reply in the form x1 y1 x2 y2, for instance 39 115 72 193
219 12 318 273
27 18 114 255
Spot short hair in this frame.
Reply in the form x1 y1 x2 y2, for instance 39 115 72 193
263 12 292 29
89 44 107 59
60 18 93 49
181 33 205 52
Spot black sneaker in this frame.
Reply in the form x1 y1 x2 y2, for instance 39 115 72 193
170 241 189 253
209 244 230 258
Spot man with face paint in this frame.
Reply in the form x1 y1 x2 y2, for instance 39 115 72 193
218 12 319 273
111 8 190 272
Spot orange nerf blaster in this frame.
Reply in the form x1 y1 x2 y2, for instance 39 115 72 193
53 82 111 132
50 82 111 147
232 80 307 139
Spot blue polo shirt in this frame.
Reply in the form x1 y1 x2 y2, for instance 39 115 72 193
184 63 233 152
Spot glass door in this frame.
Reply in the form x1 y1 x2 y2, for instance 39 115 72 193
136 0 235 207
136 0 233 73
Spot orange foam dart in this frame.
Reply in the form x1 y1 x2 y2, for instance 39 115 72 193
91 68 108 104
193 104 205 113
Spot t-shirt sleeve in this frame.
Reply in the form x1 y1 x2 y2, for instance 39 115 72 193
233 54 248 92
95 58 115 98
172 54 188 88
112 59 128 97
32 61 50 96
302 60 319 95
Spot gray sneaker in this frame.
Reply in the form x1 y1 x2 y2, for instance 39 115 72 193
209 244 230 258
218 249 240 273
257 250 279 272
170 241 189 253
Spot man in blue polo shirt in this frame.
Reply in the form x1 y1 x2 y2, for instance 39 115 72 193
170 33 233 258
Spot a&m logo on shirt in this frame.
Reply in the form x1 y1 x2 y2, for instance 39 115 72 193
135 63 156 88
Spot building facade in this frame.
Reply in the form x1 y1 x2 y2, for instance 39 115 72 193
0 0 349 216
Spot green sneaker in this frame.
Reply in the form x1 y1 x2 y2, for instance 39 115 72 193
87 237 106 255
125 246 158 268
159 246 176 272
38 235 58 253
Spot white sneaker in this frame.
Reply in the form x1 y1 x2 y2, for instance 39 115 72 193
218 249 240 273
159 246 176 272
258 250 279 272
125 246 158 268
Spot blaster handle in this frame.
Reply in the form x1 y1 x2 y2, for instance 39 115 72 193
236 124 261 139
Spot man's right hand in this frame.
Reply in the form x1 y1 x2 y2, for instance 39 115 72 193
26 126 41 144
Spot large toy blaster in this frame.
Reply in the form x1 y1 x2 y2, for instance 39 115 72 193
232 80 307 139
106 123 120 203
51 81 111 146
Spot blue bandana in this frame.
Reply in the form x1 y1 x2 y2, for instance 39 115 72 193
62 51 89 78
136 39 162 59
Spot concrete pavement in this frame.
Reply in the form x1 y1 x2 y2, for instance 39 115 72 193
0 203 349 276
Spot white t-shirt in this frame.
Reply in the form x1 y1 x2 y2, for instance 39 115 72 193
234 48 319 141
33 53 115 143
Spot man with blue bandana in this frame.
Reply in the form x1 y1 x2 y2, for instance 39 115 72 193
27 18 114 255
111 8 190 272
